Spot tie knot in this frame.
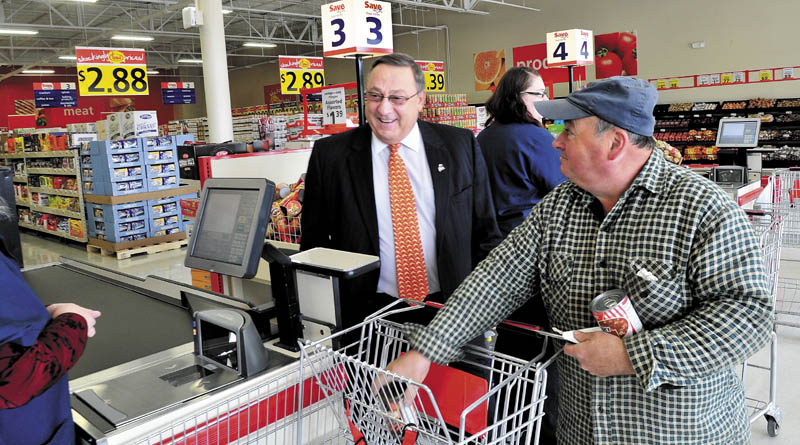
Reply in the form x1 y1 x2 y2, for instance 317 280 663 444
388 143 402 153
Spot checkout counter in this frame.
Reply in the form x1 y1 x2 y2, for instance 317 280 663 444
25 178 379 444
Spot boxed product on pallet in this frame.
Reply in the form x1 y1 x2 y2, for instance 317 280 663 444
146 197 180 217
122 111 159 139
107 113 124 141
87 201 150 242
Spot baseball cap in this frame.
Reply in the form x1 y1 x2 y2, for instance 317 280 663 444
534 76 658 137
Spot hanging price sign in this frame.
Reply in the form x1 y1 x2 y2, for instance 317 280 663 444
416 60 445 92
546 29 594 67
668 78 679 88
321 0 393 58
75 47 149 96
279 56 325 94
721 73 733 84
655 79 667 89
760 70 772 81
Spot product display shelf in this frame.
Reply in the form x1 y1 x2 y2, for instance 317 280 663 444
0 149 89 242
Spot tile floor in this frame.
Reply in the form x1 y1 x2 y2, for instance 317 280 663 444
17 231 800 444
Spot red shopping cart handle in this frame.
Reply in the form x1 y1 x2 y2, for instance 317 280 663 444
420 300 545 332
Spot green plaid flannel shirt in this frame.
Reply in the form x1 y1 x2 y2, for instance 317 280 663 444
408 150 773 445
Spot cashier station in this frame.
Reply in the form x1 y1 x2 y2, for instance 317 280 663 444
710 117 763 201
21 177 379 444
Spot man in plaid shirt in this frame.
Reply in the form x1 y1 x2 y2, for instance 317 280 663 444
387 77 772 444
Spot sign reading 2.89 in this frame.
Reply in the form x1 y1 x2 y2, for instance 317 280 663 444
75 47 149 96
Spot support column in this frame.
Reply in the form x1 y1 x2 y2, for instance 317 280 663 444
197 0 234 143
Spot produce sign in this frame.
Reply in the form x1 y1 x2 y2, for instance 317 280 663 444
33 82 77 108
76 47 149 96
512 43 587 86
594 31 637 79
279 56 325 94
321 0 393 58
416 60 445 92
161 82 196 104
473 49 505 92
649 65 800 91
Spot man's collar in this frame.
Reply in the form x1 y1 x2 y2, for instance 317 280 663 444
629 149 665 195
372 122 423 153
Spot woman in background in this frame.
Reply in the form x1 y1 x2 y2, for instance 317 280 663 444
477 66 566 444
478 66 566 237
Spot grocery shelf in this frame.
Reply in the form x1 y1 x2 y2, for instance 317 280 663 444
15 200 30 207
24 150 79 158
13 175 27 182
18 221 87 242
29 204 83 218
27 167 77 175
0 153 26 159
29 186 80 197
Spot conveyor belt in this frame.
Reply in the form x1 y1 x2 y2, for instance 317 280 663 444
24 264 194 379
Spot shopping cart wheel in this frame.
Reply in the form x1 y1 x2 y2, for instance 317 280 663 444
766 415 780 437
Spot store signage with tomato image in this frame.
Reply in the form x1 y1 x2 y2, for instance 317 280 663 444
76 46 149 96
320 0 393 58
279 56 325 94
416 60 446 92
546 29 594 68
594 31 637 79
473 49 505 92
512 43 587 86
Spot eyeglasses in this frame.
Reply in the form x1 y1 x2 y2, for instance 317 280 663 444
521 91 548 99
364 91 421 106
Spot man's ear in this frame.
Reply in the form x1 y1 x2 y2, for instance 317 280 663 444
607 128 629 161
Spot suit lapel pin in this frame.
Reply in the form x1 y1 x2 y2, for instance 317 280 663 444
438 164 445 172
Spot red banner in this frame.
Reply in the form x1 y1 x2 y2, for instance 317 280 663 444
278 56 324 70
512 43 586 86
75 47 146 66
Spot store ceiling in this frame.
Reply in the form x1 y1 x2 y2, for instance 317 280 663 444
0 0 539 77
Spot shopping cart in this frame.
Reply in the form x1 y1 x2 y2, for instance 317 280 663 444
753 168 800 328
297 299 558 445
742 210 783 437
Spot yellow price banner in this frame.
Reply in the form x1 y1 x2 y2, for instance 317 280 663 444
279 56 325 94
721 73 733 84
655 79 667 89
760 70 772 81
75 47 148 96
669 78 679 88
416 60 445 92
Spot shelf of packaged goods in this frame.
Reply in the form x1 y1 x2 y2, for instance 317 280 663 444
24 150 79 158
29 186 80 197
0 153 26 159
13 175 27 182
27 167 76 175
18 221 86 242
15 200 30 207
29 204 82 219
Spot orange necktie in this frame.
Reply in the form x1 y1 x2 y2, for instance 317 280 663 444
387 143 429 301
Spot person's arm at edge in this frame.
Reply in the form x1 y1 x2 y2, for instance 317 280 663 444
624 204 773 391
469 133 503 265
299 143 329 252
0 313 88 408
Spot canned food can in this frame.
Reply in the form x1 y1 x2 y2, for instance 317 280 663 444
590 289 643 337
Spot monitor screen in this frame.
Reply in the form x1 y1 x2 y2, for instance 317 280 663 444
716 118 761 148
200 319 239 371
193 142 248 158
713 167 746 184
185 178 274 278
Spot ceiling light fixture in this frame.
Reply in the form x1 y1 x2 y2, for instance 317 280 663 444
58 55 77 60
68 0 98 3
243 42 277 48
147 70 159 75
178 59 203 64
222 9 233 14
111 35 154 41
0 28 39 35
23 69 55 74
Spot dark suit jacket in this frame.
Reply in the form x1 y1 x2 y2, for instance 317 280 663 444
300 120 502 328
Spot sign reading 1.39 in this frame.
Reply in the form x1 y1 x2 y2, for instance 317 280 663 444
546 29 594 68
321 0 393 58
75 47 149 96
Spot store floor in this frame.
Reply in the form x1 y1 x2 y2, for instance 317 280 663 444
17 231 800 444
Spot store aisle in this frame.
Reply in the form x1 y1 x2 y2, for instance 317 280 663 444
19 231 192 285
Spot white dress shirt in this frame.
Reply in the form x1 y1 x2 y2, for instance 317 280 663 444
371 123 440 298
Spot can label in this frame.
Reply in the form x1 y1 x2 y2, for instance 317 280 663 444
590 289 643 337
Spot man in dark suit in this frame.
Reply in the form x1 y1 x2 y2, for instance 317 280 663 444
300 53 502 329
